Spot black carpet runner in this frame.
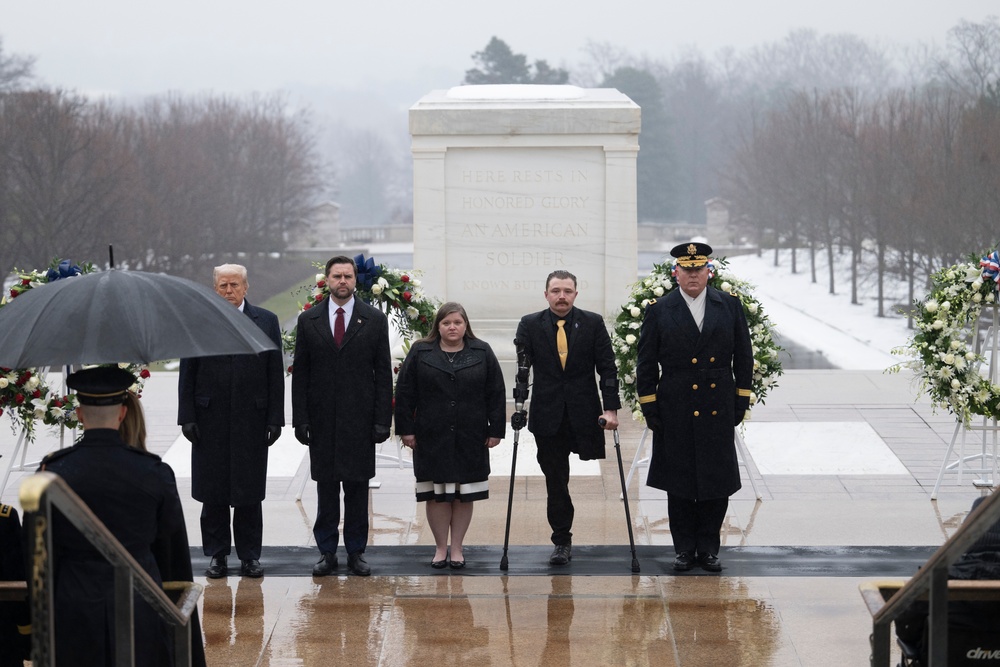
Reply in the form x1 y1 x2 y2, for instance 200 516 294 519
191 545 937 577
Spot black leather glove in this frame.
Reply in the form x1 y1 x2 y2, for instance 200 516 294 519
640 403 663 434
265 425 281 446
294 424 310 445
733 396 750 426
181 423 200 444
372 424 391 443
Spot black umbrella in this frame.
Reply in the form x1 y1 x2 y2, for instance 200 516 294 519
0 269 277 367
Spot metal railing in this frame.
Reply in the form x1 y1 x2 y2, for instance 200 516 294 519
19 472 202 667
861 491 1000 666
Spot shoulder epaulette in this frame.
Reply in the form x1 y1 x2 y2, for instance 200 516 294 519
0 504 12 518
648 298 657 305
40 447 77 466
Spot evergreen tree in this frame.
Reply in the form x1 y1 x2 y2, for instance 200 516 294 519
464 37 569 85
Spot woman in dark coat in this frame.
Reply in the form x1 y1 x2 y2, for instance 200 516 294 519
394 302 506 569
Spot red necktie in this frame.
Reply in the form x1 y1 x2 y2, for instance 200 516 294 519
334 307 345 346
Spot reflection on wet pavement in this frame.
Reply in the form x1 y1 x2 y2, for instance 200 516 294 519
198 575 803 666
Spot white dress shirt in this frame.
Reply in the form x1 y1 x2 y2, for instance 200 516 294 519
680 288 707 332
329 296 355 335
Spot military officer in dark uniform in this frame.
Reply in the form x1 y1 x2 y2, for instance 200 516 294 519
37 366 203 666
636 242 753 573
0 502 30 666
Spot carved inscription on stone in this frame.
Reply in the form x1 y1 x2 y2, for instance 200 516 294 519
445 147 605 313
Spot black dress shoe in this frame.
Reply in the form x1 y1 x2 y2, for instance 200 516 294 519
241 559 263 578
673 551 695 572
205 555 228 579
699 553 722 572
549 544 572 565
347 552 371 577
312 552 338 577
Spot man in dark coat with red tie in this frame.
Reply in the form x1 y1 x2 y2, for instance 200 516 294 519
291 255 393 577
636 242 753 573
515 269 621 566
178 263 284 579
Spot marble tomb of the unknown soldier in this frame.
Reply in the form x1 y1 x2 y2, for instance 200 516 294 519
409 84 640 372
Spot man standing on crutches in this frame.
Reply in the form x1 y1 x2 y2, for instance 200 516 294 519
511 270 621 567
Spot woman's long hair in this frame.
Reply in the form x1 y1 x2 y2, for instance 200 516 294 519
418 302 477 344
119 391 147 452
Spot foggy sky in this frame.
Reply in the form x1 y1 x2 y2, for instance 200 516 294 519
4 0 997 100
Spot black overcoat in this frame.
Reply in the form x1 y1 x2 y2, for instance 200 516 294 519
291 298 393 482
515 307 621 460
0 504 30 666
635 286 753 500
177 299 285 506
37 429 204 667
393 338 506 483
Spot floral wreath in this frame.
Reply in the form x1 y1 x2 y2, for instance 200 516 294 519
890 250 1000 426
612 256 784 424
283 254 440 372
0 259 150 439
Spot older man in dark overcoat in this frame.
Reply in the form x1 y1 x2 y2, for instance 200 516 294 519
636 242 753 573
292 255 393 577
515 269 620 566
178 263 284 579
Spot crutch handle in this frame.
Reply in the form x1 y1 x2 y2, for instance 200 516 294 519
598 418 620 445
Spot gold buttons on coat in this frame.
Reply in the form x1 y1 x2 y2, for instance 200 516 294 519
710 383 716 389
693 411 700 417
692 384 698 390
712 410 718 416
691 358 697 364
710 357 716 362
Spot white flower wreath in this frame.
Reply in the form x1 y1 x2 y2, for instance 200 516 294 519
612 257 784 424
890 252 1000 426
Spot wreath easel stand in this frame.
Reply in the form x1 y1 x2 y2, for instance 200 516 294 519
0 367 73 497
931 304 1000 500
624 425 764 501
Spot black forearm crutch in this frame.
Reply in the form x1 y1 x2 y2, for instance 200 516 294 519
601 418 640 572
501 338 531 571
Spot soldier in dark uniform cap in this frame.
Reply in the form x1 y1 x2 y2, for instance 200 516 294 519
636 242 753 573
35 366 204 667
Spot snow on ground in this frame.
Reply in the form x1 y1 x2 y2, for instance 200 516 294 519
723 250 915 370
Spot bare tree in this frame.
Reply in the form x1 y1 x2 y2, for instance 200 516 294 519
0 90 133 278
937 16 1000 98
0 37 35 92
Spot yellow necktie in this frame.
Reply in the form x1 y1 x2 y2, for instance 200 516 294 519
557 319 568 369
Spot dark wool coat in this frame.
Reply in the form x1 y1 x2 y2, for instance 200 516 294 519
635 286 753 500
0 504 30 667
37 429 204 667
393 338 506 484
177 299 285 506
515 307 621 461
291 298 393 482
